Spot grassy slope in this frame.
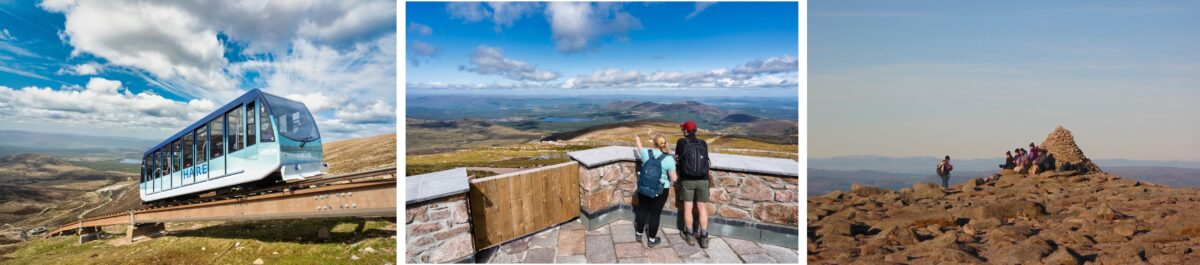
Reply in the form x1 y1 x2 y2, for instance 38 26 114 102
0 218 395 264
405 119 542 155
2 133 399 264
323 133 397 175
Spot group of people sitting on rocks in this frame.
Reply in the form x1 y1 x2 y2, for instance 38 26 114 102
1000 142 1056 174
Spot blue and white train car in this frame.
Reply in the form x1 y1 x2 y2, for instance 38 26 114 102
139 89 326 203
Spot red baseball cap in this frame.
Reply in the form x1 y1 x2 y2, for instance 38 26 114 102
680 120 697 132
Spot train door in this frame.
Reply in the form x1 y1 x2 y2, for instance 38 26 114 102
156 149 165 193
182 132 194 186
209 116 227 179
244 101 259 164
140 155 147 195
171 138 181 190
226 104 245 177
195 124 209 183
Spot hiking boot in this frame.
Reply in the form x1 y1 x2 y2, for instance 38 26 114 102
647 237 662 248
697 234 710 249
635 231 643 243
681 232 695 246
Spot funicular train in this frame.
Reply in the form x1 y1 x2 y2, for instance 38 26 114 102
140 89 326 203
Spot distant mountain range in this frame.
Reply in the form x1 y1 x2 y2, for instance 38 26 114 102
810 155 1200 174
0 130 156 158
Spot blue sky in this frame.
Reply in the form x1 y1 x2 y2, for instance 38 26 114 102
809 1 1200 161
405 2 799 97
0 0 396 140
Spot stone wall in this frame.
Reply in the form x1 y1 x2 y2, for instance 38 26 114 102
405 194 474 263
578 161 800 227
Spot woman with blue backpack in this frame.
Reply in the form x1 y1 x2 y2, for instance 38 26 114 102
633 132 677 248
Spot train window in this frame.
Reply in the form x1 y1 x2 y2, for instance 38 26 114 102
228 105 243 152
260 102 274 142
158 149 166 179
211 117 224 158
141 155 147 183
183 132 193 169
172 139 182 174
247 102 257 146
195 125 208 164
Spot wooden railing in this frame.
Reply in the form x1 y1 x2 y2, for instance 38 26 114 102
467 162 580 250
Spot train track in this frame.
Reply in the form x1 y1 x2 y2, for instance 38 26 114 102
46 166 397 238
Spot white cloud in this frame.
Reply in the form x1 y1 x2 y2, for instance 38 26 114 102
545 2 642 53
408 40 437 66
0 29 15 41
685 2 716 20
334 100 395 124
459 45 560 82
408 22 433 36
732 55 799 76
0 78 216 133
42 0 396 101
40 0 397 139
56 61 104 76
416 55 799 90
446 2 540 32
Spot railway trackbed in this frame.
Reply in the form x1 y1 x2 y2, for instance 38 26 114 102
45 166 397 238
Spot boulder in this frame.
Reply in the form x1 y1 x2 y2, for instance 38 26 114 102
987 236 1055 265
911 182 945 200
968 200 1047 220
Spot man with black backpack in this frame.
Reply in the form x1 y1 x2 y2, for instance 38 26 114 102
674 120 713 248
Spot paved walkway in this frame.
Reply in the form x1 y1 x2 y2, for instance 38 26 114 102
478 219 799 263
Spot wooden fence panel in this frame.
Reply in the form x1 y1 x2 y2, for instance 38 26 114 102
468 162 581 250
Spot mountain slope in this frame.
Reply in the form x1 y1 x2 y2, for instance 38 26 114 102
807 127 1200 264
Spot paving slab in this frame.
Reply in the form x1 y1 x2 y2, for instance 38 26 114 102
682 255 714 263
555 255 587 264
556 229 586 256
530 228 560 249
647 247 683 263
485 251 522 263
666 231 704 258
702 237 742 263
759 242 800 263
586 225 610 236
723 237 766 256
618 258 652 263
524 248 556 263
739 253 778 263
502 237 531 254
611 223 636 243
584 235 616 263
613 242 648 259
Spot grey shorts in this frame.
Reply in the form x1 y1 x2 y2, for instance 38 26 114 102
677 179 710 203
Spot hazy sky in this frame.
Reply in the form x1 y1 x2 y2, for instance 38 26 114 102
809 1 1200 161
405 2 799 96
0 0 396 140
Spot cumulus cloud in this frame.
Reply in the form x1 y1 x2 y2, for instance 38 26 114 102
42 0 396 101
408 40 437 67
459 45 560 82
686 2 716 20
545 2 642 53
0 77 216 132
559 55 799 89
416 54 798 90
447 2 540 32
56 62 103 75
408 22 433 35
38 0 397 139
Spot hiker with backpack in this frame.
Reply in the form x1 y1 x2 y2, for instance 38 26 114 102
633 133 677 248
937 156 953 189
674 120 713 248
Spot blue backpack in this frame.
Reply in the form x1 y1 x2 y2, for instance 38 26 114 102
637 151 668 197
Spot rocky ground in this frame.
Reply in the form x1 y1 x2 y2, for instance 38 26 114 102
807 127 1200 264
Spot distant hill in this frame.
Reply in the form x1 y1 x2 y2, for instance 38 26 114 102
0 130 155 150
0 153 135 240
406 118 541 155
721 113 762 123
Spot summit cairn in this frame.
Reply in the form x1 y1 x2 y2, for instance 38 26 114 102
1040 126 1102 173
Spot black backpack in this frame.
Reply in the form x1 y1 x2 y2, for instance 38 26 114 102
679 138 710 178
637 151 669 197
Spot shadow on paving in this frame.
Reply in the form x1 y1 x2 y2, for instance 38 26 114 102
170 217 393 244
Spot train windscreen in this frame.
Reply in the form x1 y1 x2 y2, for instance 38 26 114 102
263 94 320 142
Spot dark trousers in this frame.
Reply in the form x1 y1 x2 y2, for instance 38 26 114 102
940 175 950 189
634 188 670 239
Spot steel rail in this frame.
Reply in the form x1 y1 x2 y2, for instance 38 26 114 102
45 166 397 238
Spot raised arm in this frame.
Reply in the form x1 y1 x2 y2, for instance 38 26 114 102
634 134 644 150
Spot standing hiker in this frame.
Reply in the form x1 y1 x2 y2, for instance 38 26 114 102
674 120 713 249
937 156 953 189
633 133 677 247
